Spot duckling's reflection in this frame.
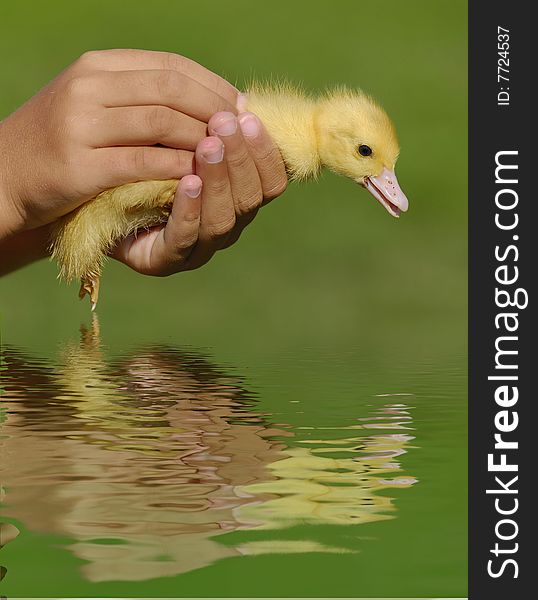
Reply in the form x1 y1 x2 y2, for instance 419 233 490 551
1 320 417 582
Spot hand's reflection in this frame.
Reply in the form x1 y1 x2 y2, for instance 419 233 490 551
1 319 417 582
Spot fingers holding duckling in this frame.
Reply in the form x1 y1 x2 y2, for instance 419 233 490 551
204 111 288 251
236 111 288 205
111 175 202 276
110 113 288 276
88 106 207 151
109 133 246 276
208 111 263 220
88 69 238 122
182 136 236 270
209 110 288 206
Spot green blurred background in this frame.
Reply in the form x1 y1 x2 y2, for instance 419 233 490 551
0 0 467 597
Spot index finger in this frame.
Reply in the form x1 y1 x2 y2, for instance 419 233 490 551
96 70 237 121
238 112 288 204
77 49 238 107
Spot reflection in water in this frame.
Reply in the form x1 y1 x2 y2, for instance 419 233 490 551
0 319 418 582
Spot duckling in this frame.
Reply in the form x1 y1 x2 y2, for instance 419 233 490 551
50 82 409 309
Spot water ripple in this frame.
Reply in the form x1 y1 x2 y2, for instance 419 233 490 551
1 319 418 582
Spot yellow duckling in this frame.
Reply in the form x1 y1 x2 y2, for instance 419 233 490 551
50 82 409 309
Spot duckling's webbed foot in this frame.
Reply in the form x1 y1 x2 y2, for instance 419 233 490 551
79 275 101 311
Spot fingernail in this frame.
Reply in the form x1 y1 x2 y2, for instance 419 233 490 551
239 112 260 138
201 139 224 164
236 92 248 112
181 175 202 198
210 112 237 137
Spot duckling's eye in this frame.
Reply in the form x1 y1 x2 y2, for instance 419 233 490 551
358 144 372 157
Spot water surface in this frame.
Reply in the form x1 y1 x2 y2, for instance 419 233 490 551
1 318 466 597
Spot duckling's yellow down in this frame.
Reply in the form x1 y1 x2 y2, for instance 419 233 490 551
50 82 401 308
51 180 177 285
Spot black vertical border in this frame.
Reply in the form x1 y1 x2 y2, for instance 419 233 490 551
469 1 535 598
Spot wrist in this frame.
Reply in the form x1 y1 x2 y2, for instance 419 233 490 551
0 135 26 241
0 191 26 241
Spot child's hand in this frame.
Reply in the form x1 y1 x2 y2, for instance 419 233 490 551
0 49 238 238
112 112 288 276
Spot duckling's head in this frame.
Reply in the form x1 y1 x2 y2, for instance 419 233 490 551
314 88 409 217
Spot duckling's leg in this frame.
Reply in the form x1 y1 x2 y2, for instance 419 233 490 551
79 273 101 311
51 179 178 310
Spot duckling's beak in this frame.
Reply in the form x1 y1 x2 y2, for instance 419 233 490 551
361 168 409 218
